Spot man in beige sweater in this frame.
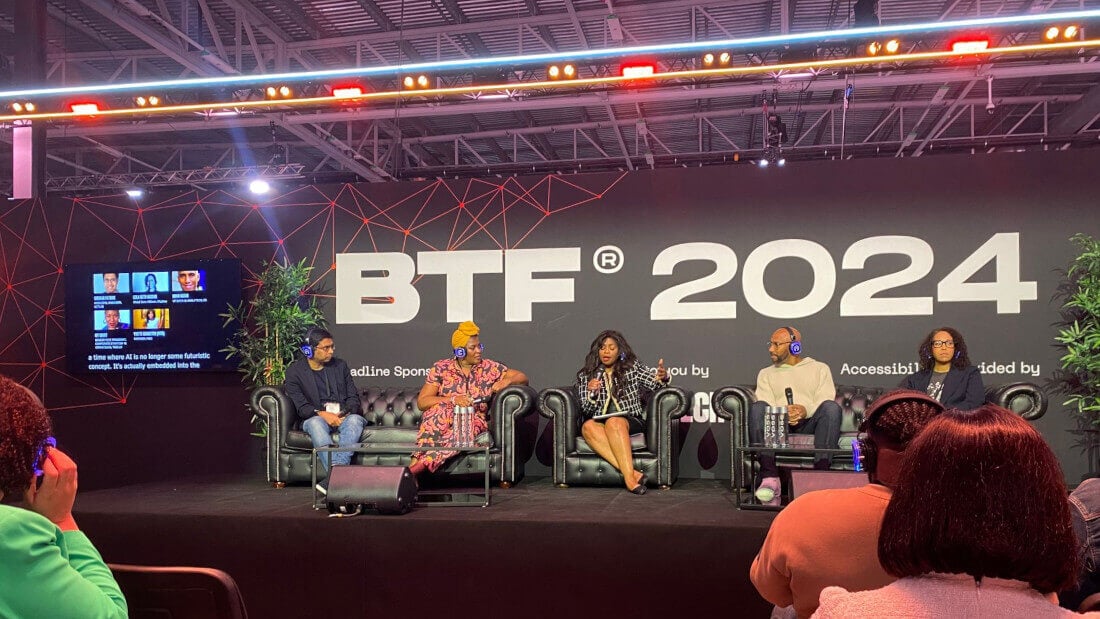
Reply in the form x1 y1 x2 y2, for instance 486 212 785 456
750 390 944 618
748 327 842 502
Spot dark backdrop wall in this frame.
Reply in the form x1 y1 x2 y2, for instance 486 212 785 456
1 149 1096 489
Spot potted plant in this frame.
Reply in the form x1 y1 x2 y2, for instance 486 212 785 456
221 258 325 436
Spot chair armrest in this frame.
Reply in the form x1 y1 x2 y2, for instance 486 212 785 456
537 387 581 485
250 385 293 484
711 386 756 491
489 385 538 483
645 386 693 488
986 381 1047 421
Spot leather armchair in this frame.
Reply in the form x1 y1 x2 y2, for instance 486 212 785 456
711 381 1047 490
251 384 539 488
537 385 693 489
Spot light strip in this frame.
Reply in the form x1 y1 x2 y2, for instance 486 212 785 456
2 38 1097 123
1 8 1098 100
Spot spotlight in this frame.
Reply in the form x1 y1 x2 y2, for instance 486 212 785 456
416 75 429 88
265 86 277 97
332 86 364 98
26 102 35 112
702 53 715 66
867 41 881 55
563 64 576 78
718 52 731 65
758 159 769 168
548 65 561 79
403 76 415 89
148 96 160 106
11 102 23 113
777 158 786 167
278 85 291 97
135 96 147 107
1045 26 1061 41
249 179 271 195
1064 25 1080 39
125 189 144 198
885 39 901 54
265 86 292 99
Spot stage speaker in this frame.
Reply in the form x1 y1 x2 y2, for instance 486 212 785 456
790 469 866 499
326 465 418 515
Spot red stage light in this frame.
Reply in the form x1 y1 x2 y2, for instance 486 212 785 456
621 64 656 78
951 39 990 53
70 103 100 115
332 86 365 98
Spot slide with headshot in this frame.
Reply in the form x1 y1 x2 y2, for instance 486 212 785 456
135 308 170 330
172 269 205 292
132 272 169 294
94 272 130 294
94 308 131 333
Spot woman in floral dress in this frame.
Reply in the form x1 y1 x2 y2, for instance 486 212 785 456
409 321 528 476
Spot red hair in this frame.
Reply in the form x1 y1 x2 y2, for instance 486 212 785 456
0 376 51 500
878 405 1077 593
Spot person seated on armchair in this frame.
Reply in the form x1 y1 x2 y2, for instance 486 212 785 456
283 328 367 495
0 376 128 618
749 326 842 504
901 326 985 410
575 330 669 496
750 390 944 618
409 321 528 477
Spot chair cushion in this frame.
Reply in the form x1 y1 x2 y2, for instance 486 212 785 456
576 433 646 454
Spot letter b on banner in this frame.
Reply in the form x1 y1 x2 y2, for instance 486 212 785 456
336 253 420 324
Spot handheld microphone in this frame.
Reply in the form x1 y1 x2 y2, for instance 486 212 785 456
785 387 794 406
471 395 490 406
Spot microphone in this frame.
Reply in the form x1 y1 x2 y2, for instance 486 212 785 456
471 395 490 406
785 387 794 406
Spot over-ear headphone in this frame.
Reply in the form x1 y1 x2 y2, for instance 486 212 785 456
301 328 327 359
858 390 945 482
454 343 484 359
784 326 801 355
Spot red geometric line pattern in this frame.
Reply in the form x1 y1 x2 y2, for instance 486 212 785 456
0 172 627 412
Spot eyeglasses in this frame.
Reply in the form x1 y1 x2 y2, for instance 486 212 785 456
931 340 955 348
315 344 335 351
767 340 792 349
33 436 57 477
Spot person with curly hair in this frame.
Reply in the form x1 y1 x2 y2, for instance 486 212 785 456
814 406 1088 618
0 376 127 618
751 390 944 618
575 330 669 495
902 326 985 410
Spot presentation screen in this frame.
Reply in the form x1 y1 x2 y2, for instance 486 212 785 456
64 259 242 373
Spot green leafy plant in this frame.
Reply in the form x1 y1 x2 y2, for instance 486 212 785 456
1054 233 1100 426
221 258 324 435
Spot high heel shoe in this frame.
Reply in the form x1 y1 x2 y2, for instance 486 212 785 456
637 473 649 488
628 483 648 495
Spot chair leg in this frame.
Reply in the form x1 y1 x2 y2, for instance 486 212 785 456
556 483 569 489
272 481 286 489
499 481 513 489
659 484 670 490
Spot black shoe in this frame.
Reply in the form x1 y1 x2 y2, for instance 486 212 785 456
628 483 648 495
637 473 649 488
315 479 328 496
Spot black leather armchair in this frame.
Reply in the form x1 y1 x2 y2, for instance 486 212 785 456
251 384 539 488
711 381 1047 490
537 385 693 489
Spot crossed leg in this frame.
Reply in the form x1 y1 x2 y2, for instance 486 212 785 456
581 418 643 490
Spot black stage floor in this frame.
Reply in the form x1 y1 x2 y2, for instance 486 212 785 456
73 476 777 618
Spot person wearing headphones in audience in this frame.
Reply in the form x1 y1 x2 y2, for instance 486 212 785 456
0 376 128 618
575 330 669 495
284 327 366 496
901 326 985 410
751 390 945 619
749 327 843 504
814 405 1089 617
410 321 528 477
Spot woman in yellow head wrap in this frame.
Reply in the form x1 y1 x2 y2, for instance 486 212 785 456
411 321 528 476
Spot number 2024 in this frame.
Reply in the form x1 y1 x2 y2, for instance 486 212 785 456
650 233 1038 320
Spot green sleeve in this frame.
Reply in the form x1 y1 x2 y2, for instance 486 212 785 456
0 507 128 619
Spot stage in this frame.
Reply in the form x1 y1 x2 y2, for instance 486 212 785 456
73 475 777 618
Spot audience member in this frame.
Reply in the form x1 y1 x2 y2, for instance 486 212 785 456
0 376 128 617
1061 477 1100 611
814 406 1090 618
750 390 944 618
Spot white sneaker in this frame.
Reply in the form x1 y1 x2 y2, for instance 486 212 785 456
314 481 328 496
755 477 781 503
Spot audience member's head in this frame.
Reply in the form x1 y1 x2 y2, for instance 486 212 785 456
858 390 944 487
0 377 52 502
879 405 1077 594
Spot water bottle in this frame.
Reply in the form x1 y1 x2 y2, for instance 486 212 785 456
763 406 777 448
852 439 863 472
773 406 788 448
455 406 474 447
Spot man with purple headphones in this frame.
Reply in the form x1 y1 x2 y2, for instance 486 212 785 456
748 327 843 504
284 327 367 495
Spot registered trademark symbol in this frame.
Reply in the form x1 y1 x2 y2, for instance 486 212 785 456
593 245 624 274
